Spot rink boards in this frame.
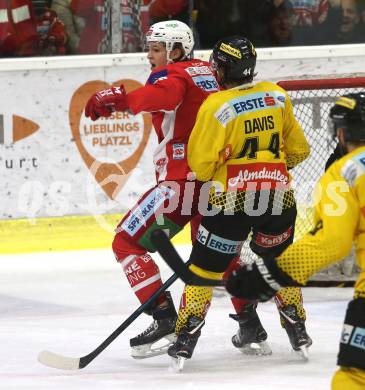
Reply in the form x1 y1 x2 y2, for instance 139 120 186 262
0 214 191 254
1 45 365 254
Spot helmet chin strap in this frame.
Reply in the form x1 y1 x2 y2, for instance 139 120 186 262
337 128 350 155
338 140 348 156
215 68 226 89
165 43 172 64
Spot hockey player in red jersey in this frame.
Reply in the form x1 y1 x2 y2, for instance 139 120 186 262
85 20 219 359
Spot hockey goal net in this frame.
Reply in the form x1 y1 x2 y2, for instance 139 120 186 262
241 76 365 286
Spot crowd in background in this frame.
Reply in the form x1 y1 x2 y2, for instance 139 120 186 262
195 0 365 49
1 0 365 57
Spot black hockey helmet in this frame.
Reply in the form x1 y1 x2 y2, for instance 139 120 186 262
210 36 257 86
329 92 365 143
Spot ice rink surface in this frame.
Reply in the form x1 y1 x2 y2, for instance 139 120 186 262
0 246 354 390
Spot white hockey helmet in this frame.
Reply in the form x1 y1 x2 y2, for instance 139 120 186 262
145 20 194 59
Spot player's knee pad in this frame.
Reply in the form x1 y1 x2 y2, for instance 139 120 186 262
338 298 365 370
274 287 306 325
190 224 243 273
112 231 146 262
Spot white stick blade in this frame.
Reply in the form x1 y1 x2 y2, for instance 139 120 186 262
38 350 80 370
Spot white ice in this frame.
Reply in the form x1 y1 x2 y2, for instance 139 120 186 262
0 245 353 390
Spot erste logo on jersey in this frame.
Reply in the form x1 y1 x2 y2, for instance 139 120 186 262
340 322 365 351
197 225 242 254
215 91 285 127
230 92 283 116
192 75 219 92
185 65 219 92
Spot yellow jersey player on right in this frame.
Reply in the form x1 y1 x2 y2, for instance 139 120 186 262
226 92 365 389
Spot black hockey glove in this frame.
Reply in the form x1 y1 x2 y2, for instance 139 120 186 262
225 255 301 302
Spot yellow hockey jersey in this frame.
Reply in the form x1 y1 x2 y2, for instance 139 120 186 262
278 145 365 298
188 81 310 192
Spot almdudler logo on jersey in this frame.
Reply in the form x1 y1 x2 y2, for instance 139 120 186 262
227 162 289 191
69 79 152 199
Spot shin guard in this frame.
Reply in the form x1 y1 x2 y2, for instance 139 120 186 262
175 285 213 333
274 287 306 325
121 254 164 306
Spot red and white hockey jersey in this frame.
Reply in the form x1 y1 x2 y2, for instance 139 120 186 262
126 59 219 182
0 0 38 55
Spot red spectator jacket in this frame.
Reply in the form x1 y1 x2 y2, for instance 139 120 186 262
145 0 188 19
37 9 68 55
291 0 329 26
71 0 106 54
126 60 219 182
0 0 38 55
0 0 67 56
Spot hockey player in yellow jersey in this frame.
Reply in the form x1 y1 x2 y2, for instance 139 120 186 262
167 36 311 367
226 92 365 389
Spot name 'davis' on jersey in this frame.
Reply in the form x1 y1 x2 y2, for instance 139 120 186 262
244 115 274 134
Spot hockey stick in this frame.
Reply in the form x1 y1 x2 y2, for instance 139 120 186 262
38 271 180 370
150 230 356 289
306 279 355 288
150 229 224 286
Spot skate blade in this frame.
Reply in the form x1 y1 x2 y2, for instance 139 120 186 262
238 341 272 356
131 334 177 359
293 345 309 361
170 356 186 372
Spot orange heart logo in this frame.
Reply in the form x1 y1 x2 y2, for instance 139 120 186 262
69 80 152 199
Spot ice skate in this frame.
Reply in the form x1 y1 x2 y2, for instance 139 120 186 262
230 304 272 356
130 292 177 359
279 304 313 361
168 316 205 372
